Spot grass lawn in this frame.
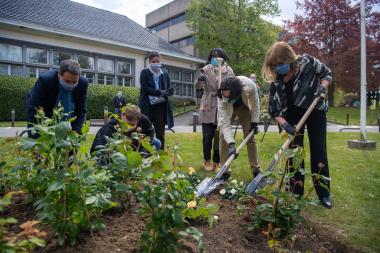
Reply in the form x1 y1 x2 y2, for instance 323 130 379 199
0 121 27 127
166 132 380 252
327 106 380 125
1 132 379 252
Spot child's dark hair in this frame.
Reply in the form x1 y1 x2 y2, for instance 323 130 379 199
207 48 229 63
217 77 242 99
148 51 161 61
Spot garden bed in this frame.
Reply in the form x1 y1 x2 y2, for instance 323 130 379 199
4 192 341 253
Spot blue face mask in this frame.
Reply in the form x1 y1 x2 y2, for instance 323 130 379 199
210 57 219 67
274 63 290 75
150 63 162 72
59 79 78 91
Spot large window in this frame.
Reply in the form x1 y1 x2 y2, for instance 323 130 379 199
117 76 132 86
0 63 23 76
82 72 94 84
98 74 114 85
167 68 195 97
27 66 48 78
98 58 114 73
0 43 22 62
170 70 180 81
53 51 72 66
78 55 94 70
117 61 131 75
26 48 48 64
171 14 186 25
182 72 192 83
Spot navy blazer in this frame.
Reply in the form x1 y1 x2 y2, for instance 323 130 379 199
26 69 88 134
138 68 174 128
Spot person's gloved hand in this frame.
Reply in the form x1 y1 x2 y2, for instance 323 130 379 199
314 84 327 98
198 75 206 82
281 122 296 136
249 122 259 134
150 137 162 150
227 143 238 160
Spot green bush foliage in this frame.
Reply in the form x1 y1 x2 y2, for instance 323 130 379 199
0 75 140 121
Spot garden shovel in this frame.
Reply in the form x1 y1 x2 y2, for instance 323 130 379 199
246 95 323 196
196 129 255 197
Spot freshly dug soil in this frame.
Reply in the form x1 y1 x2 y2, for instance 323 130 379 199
3 193 341 253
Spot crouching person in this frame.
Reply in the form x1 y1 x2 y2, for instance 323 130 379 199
90 104 161 165
218 76 261 181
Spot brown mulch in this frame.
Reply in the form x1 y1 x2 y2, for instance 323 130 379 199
1 192 349 253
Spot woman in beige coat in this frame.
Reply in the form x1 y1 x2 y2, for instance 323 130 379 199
195 48 234 171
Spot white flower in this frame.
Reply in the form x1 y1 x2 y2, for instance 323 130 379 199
197 180 201 183
213 215 219 221
230 188 237 195
240 181 244 186
219 189 226 195
231 179 237 184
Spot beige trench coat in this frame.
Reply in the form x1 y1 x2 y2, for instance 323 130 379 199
195 64 234 124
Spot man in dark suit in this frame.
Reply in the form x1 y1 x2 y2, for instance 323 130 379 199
26 60 88 137
113 91 126 115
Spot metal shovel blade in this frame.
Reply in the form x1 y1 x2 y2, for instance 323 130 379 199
246 174 268 196
196 177 224 197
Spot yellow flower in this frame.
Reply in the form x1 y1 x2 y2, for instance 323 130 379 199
187 200 197 208
188 167 196 175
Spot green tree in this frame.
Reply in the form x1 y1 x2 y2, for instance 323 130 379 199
186 0 281 76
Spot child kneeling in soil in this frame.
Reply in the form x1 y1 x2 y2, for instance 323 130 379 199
90 104 161 165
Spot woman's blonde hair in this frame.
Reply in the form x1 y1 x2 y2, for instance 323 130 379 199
261 42 298 82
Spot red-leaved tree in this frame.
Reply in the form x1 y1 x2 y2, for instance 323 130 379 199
282 0 380 92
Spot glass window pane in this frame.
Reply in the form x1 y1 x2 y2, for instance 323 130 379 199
125 77 132 86
82 72 94 84
98 58 114 73
106 75 114 85
182 72 192 82
27 67 37 78
53 51 72 66
78 55 94 70
182 84 186 96
170 70 180 81
117 61 131 75
117 76 124 86
11 65 23 76
27 48 48 64
187 84 193 96
171 14 186 25
0 43 22 62
98 74 105 85
0 63 9 75
174 83 181 95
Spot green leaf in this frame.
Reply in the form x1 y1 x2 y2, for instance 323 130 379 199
55 122 71 139
47 181 64 192
85 196 97 205
127 151 142 168
81 122 90 135
29 236 46 247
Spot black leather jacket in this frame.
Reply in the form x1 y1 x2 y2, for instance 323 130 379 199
269 55 332 118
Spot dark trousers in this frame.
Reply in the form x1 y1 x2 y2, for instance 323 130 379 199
286 108 330 199
202 123 220 163
150 103 167 149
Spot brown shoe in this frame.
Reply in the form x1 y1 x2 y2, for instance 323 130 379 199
204 160 213 171
213 163 221 172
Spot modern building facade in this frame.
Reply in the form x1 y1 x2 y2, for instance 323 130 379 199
146 0 198 57
0 0 205 98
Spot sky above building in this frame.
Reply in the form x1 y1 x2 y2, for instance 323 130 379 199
72 0 299 27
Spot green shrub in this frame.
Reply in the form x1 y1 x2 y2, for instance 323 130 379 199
333 87 345 107
0 75 140 121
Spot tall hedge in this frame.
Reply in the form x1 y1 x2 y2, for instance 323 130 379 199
0 75 140 121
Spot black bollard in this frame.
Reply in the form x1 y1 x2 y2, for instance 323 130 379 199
193 111 198 132
11 109 15 127
104 106 109 125
346 113 349 125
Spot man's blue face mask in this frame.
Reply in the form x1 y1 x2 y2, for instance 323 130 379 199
59 79 78 91
274 63 290 75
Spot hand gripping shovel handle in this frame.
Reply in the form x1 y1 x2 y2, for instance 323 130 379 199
246 95 323 195
214 129 255 180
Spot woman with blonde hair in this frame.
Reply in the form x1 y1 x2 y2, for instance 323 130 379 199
263 42 333 209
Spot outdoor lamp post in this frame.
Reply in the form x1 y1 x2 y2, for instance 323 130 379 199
347 0 376 150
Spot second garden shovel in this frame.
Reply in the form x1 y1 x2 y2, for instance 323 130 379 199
246 95 323 196
196 129 255 197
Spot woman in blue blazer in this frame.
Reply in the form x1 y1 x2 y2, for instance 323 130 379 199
138 52 174 149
